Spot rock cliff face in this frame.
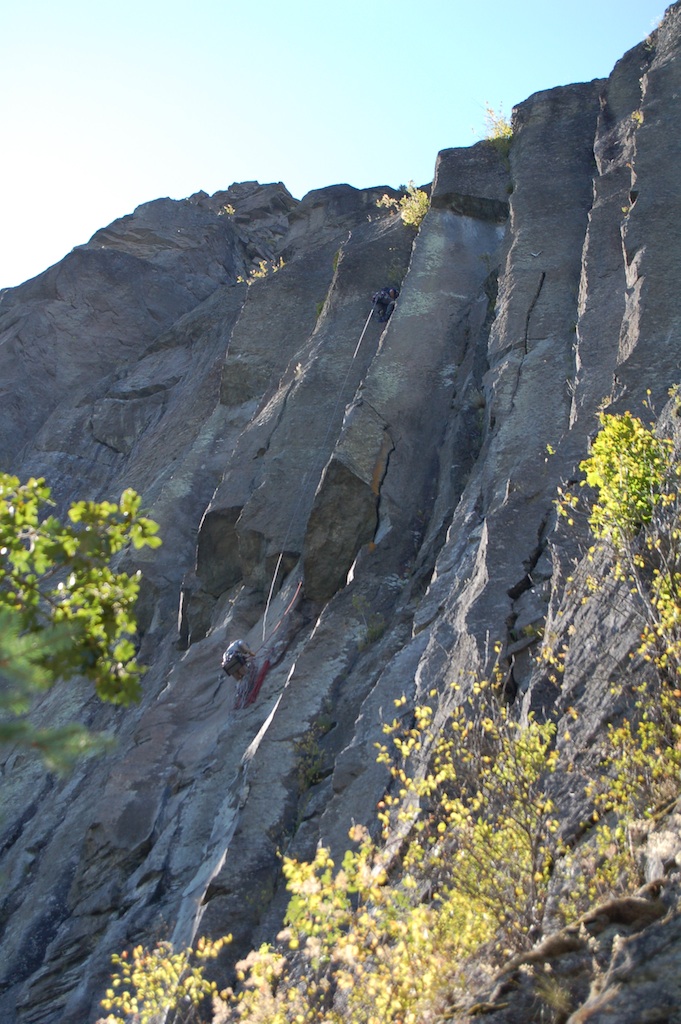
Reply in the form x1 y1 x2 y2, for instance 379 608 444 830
2 6 681 1021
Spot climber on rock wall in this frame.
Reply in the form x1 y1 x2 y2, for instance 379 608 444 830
221 639 255 680
372 286 399 323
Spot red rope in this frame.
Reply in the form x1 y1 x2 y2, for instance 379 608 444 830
232 580 303 709
244 658 271 706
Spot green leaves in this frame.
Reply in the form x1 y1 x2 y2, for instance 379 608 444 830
222 685 564 1023
558 407 681 676
484 102 513 140
94 401 681 1023
392 691 561 960
101 937 231 1023
555 402 681 906
0 473 161 768
397 181 430 229
376 180 430 230
580 411 671 546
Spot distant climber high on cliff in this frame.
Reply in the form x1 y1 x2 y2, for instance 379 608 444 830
372 286 399 323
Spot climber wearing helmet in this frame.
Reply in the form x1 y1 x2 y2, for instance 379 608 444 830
372 286 399 323
221 639 255 680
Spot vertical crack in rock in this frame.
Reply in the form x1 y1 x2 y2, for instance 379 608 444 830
523 270 546 355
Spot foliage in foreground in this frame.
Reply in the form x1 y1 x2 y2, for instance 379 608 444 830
100 404 681 1022
100 689 565 1024
553 399 681 904
105 671 680 1023
0 473 161 769
99 937 230 1024
559 403 681 676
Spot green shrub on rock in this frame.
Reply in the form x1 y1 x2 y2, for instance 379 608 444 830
376 180 430 230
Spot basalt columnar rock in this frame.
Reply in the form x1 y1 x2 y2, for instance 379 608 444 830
2 6 681 1022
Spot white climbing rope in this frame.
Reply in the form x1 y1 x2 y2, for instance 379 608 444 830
353 308 375 359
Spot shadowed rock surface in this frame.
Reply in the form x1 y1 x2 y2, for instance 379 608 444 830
2 6 681 1021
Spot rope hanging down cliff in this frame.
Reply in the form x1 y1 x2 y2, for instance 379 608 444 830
222 297 389 709
261 301 380 637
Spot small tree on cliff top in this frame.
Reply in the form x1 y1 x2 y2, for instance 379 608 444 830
376 180 430 229
484 102 513 140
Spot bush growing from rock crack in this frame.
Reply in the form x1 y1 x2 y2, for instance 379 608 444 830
352 593 386 649
483 103 513 159
237 257 285 285
376 180 429 230
484 102 513 140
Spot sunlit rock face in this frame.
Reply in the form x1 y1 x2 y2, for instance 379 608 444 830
2 7 681 1021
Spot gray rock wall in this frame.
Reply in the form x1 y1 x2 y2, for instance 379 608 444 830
1 6 681 1021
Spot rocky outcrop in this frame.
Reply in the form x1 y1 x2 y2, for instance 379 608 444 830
2 6 681 1022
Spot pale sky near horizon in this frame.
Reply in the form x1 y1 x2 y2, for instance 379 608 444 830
0 0 667 289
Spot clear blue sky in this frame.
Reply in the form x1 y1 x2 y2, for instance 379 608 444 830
0 0 666 289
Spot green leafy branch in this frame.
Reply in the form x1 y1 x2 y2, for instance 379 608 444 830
0 473 161 768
